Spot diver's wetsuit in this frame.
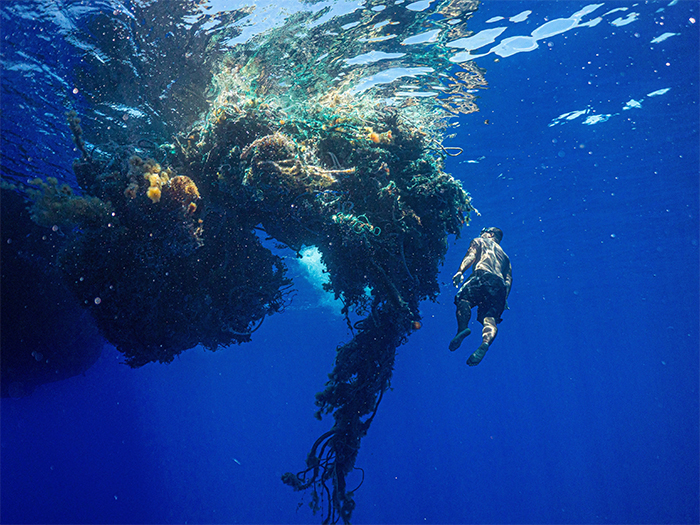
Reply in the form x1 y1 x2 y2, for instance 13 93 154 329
450 234 512 364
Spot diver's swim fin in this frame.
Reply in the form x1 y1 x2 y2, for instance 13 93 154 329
467 343 489 366
449 328 471 351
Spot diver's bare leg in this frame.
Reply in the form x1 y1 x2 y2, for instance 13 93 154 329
467 317 498 366
449 299 472 351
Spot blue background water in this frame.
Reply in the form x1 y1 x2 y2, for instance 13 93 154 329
2 1 698 524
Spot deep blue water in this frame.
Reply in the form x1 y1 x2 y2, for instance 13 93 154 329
1 1 698 524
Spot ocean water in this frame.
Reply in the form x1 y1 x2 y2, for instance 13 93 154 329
1 1 698 524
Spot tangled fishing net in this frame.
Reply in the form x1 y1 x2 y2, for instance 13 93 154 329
6 0 488 522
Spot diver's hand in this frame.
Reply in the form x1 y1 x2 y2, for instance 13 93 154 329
452 272 464 287
505 300 510 310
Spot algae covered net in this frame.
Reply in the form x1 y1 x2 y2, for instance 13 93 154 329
5 0 487 522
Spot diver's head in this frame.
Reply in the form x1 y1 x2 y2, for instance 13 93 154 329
480 227 503 244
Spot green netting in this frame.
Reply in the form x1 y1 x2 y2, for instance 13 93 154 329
11 0 489 521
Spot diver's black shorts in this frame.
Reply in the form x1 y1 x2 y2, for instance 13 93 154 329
455 269 507 324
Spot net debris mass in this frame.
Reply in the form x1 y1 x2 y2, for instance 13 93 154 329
8 1 487 522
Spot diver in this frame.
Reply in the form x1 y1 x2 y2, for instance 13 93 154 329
449 227 512 366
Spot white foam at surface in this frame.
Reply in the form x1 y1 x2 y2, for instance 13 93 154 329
603 7 628 16
531 18 580 40
491 36 538 58
344 51 406 65
449 51 489 63
349 66 434 94
651 32 679 43
510 10 532 23
571 3 605 19
402 29 441 45
582 114 614 125
449 3 608 62
611 13 639 26
446 27 507 50
548 109 589 126
405 0 433 12
549 85 671 127
580 17 603 28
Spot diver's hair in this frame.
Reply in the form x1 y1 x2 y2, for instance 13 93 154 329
482 227 503 243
